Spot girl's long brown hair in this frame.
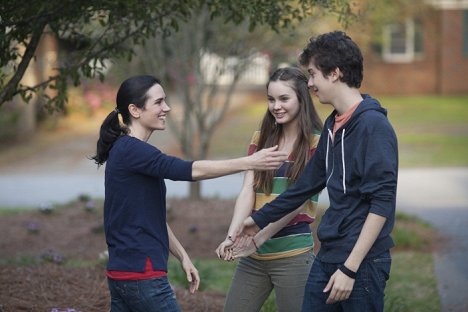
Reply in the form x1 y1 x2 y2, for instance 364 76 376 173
254 67 323 194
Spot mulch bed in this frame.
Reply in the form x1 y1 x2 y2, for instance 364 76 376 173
0 198 235 312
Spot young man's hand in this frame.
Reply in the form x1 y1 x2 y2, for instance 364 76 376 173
324 269 355 304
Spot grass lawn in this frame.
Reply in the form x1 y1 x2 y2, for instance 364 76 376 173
210 94 468 168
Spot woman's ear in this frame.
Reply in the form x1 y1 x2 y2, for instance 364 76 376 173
128 104 141 118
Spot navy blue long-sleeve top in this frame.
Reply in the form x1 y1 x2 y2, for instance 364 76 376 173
252 95 398 263
104 135 194 272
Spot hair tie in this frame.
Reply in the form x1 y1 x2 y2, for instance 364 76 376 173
114 107 120 114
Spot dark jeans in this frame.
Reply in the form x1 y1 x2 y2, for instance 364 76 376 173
107 276 180 312
301 251 391 312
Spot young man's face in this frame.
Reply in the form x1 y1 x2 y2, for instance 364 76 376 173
306 61 334 105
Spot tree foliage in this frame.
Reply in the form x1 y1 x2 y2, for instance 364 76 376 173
0 0 354 110
114 4 339 198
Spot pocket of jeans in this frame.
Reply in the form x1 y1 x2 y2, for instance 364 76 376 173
146 277 174 298
123 282 141 303
373 257 392 283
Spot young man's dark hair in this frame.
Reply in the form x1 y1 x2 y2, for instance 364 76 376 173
299 31 363 88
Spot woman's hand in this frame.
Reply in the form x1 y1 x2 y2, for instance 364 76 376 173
248 146 288 171
215 238 234 260
180 257 200 294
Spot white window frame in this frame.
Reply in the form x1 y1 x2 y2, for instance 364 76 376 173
382 18 422 63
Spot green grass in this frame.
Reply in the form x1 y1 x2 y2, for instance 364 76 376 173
211 94 468 167
391 212 433 251
385 252 440 312
381 95 468 167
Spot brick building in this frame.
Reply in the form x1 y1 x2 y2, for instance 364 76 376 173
360 0 468 95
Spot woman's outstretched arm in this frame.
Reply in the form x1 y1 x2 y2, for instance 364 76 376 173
192 146 287 180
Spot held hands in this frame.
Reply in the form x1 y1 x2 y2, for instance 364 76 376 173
324 269 355 304
215 236 257 261
215 238 234 261
180 256 200 294
216 217 261 261
249 145 288 171
232 236 257 258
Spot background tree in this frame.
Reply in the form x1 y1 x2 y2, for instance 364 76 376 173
0 0 354 110
1 0 355 197
125 9 274 198
113 3 343 198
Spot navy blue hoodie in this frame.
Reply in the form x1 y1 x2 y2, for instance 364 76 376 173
252 94 398 263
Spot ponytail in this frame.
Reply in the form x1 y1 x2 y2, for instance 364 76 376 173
91 110 128 166
90 75 161 167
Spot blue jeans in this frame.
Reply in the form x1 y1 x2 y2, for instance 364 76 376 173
301 251 391 312
107 276 180 312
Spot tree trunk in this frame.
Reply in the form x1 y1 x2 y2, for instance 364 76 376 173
15 28 59 139
189 181 202 199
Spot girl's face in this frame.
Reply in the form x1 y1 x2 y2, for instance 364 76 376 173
139 84 171 131
267 80 301 126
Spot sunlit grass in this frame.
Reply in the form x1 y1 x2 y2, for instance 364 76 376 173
211 94 468 167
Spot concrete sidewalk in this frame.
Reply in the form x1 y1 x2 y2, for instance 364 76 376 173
396 168 468 312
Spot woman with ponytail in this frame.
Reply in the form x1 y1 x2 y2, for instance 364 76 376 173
92 75 287 311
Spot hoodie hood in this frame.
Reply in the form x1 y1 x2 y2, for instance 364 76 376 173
328 94 387 128
324 94 389 195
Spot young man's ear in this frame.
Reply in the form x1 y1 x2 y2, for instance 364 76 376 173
329 67 343 82
128 104 141 118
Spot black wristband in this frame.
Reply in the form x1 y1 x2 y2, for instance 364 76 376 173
339 264 357 279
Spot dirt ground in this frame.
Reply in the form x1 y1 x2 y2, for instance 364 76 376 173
0 198 236 312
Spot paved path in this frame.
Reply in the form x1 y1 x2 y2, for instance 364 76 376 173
396 168 468 312
0 136 467 311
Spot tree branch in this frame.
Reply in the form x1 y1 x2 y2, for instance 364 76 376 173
0 19 48 106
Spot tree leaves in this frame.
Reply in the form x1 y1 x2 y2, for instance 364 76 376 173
0 0 354 110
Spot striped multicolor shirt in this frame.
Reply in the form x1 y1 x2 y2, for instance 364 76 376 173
247 130 320 260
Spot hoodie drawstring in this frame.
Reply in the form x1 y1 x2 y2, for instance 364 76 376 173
325 128 347 194
326 129 333 186
341 129 346 194
326 129 332 172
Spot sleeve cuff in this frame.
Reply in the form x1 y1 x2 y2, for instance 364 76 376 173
251 212 269 230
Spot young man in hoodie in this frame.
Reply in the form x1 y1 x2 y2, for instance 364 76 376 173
237 31 398 311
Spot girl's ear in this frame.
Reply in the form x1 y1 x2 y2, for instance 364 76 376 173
128 104 141 118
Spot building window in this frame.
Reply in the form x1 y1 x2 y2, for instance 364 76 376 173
382 19 423 63
464 10 468 56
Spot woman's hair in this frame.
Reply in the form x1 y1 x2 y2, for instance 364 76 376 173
91 75 161 166
299 31 363 88
254 67 323 194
